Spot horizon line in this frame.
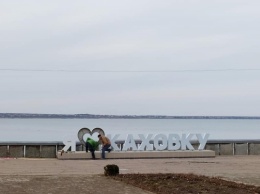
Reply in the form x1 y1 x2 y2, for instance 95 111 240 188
0 113 260 118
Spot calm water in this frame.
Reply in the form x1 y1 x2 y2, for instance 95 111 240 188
0 119 259 142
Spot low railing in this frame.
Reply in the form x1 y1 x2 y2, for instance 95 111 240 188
0 139 260 158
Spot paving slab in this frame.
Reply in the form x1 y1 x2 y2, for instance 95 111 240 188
0 156 260 193
0 175 152 194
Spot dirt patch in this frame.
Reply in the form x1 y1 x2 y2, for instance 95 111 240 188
112 173 260 194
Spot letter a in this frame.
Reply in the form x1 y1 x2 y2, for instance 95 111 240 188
123 134 137 151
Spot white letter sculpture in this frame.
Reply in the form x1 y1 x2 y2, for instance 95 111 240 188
181 134 194 150
107 134 121 151
154 134 168 150
123 134 138 151
197 133 209 150
138 134 153 151
168 134 181 150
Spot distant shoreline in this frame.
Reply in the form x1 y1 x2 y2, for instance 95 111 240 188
0 113 260 119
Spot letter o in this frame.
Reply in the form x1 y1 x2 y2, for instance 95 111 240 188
154 134 168 150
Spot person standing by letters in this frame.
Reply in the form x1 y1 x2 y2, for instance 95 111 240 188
98 134 111 159
85 137 99 159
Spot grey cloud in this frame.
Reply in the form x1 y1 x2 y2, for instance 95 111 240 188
0 0 260 115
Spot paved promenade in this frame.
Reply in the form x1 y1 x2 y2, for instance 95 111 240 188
0 156 260 193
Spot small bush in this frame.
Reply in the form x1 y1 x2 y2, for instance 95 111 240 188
104 164 119 176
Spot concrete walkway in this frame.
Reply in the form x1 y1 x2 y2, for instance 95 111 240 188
0 156 260 193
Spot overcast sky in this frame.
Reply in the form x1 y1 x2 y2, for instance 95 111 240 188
0 0 260 116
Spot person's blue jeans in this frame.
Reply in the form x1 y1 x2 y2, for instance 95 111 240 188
101 144 111 159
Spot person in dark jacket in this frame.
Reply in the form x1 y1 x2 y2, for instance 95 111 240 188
85 137 99 159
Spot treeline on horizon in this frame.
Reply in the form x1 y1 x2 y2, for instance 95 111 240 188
0 113 260 119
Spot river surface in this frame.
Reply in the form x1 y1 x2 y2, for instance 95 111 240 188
0 118 259 142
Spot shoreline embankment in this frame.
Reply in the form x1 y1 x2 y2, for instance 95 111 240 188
1 139 260 158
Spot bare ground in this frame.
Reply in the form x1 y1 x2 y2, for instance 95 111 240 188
112 173 260 194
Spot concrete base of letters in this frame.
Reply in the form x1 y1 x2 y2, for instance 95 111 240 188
57 150 215 160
